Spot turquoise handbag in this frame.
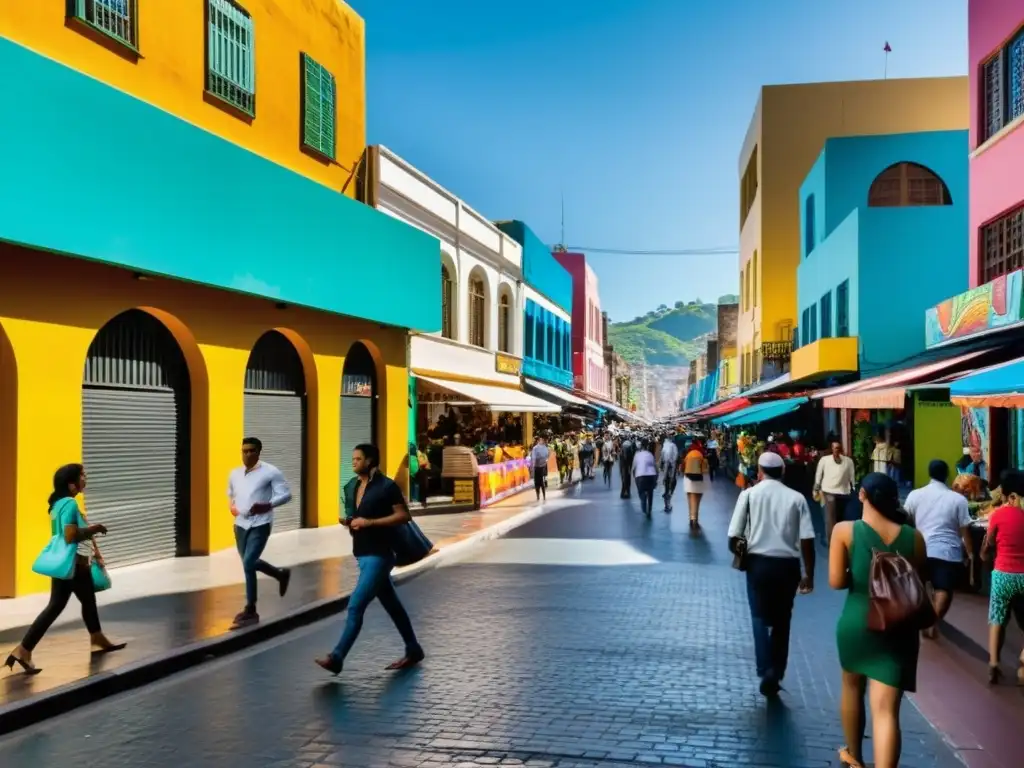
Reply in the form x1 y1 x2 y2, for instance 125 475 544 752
90 561 112 592
31 498 79 580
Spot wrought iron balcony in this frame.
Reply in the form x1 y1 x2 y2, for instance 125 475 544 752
761 341 792 362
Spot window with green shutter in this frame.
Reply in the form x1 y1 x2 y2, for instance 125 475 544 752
70 0 138 49
302 54 336 160
206 0 256 116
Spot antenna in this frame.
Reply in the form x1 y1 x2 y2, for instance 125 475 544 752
553 193 567 252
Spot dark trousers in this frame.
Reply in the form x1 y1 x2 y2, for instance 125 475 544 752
636 475 657 516
603 462 613 486
235 523 282 608
745 554 801 682
663 467 677 499
22 558 101 651
620 464 632 498
330 554 420 664
708 450 719 480
533 467 547 499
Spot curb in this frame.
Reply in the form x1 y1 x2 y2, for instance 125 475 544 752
0 494 560 737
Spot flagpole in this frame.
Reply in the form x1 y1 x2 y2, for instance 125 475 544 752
883 41 891 79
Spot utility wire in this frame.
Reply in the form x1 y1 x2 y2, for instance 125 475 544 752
558 245 739 256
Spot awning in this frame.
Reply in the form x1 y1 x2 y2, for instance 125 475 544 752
713 397 809 427
814 350 990 410
950 356 1024 408
524 378 589 407
690 397 751 420
416 376 560 413
741 373 792 397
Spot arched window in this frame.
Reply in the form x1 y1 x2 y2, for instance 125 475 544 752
469 275 486 348
868 162 952 207
440 264 454 339
497 291 511 352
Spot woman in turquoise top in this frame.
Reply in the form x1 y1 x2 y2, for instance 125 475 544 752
5 464 125 674
830 472 927 768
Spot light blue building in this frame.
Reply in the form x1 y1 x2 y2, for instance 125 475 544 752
792 130 969 384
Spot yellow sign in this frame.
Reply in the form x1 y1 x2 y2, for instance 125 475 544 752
453 479 476 505
495 353 522 376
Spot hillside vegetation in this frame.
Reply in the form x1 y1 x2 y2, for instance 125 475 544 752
608 294 737 366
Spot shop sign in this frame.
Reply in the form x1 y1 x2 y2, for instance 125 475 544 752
925 269 1023 347
452 479 476 505
418 391 464 404
495 353 522 376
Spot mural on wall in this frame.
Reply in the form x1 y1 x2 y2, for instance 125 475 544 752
960 406 990 477
925 270 1022 347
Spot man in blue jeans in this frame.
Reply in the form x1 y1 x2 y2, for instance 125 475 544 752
316 443 424 675
227 436 293 629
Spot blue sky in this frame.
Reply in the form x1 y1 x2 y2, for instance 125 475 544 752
350 0 968 322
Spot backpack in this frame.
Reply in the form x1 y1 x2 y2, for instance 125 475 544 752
867 548 935 632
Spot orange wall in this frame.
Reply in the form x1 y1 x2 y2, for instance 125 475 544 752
0 246 408 596
0 0 366 194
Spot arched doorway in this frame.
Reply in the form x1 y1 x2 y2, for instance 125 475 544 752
82 309 191 567
340 342 378 488
244 331 306 532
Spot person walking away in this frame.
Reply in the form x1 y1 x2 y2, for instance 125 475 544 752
580 436 595 480
316 444 424 675
683 441 710 530
227 437 293 630
620 436 636 499
6 464 125 673
980 469 1024 684
814 441 856 546
706 434 720 481
602 437 617 488
530 436 550 501
728 452 816 697
870 433 891 475
632 440 658 518
660 434 679 512
903 459 973 640
831 473 927 768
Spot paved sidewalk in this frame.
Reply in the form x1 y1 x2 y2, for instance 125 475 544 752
0 485 570 730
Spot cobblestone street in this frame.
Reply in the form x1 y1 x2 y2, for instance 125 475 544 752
0 478 968 767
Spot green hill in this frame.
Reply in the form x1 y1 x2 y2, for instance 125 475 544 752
608 300 721 366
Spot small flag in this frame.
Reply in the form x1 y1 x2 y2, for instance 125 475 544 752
884 42 892 53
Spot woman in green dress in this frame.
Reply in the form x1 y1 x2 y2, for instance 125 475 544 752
830 472 928 768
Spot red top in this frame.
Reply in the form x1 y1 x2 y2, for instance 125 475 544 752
988 505 1024 574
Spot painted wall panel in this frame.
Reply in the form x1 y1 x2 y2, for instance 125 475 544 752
913 398 964 489
497 221 572 313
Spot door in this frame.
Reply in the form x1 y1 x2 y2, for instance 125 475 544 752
243 392 305 532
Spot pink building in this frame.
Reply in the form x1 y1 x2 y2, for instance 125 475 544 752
969 1 1024 287
553 251 611 401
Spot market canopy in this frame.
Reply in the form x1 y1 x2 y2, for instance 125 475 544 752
813 349 989 409
416 375 560 413
712 397 808 427
949 356 1024 408
523 378 589 407
684 397 751 422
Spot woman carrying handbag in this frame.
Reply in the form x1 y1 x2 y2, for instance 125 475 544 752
5 464 124 675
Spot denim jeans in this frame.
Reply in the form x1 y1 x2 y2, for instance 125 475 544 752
234 523 281 608
636 475 657 516
330 554 421 665
745 554 801 682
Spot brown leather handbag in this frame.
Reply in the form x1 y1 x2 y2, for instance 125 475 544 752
867 549 936 632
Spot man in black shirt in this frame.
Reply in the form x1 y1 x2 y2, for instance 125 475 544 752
315 443 424 675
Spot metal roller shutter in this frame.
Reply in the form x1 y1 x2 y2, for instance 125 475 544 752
82 387 180 567
340 395 373 489
244 392 304 532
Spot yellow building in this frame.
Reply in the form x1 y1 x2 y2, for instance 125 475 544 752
737 77 968 388
0 1 438 596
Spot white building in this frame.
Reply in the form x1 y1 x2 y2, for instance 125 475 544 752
362 146 558 441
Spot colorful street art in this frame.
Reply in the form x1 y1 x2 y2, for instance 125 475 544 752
960 406 990 481
925 269 1023 347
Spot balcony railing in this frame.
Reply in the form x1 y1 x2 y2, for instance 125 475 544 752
761 341 792 362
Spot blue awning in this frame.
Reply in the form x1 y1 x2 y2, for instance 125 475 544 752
949 356 1024 408
712 397 809 427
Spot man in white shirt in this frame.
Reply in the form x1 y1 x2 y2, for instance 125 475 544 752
660 435 679 513
227 436 294 629
728 452 817 697
814 441 856 546
904 459 974 636
530 437 550 501
632 440 659 517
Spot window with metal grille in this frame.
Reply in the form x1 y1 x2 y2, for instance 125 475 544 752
524 305 535 358
981 205 1024 284
820 291 832 338
836 280 850 336
498 293 510 352
469 276 486 347
868 162 951 207
71 0 138 49
440 265 454 339
301 53 336 159
207 0 255 116
981 29 1024 144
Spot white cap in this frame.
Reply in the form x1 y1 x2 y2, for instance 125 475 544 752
758 452 785 469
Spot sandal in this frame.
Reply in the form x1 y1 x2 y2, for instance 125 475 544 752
838 746 864 767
